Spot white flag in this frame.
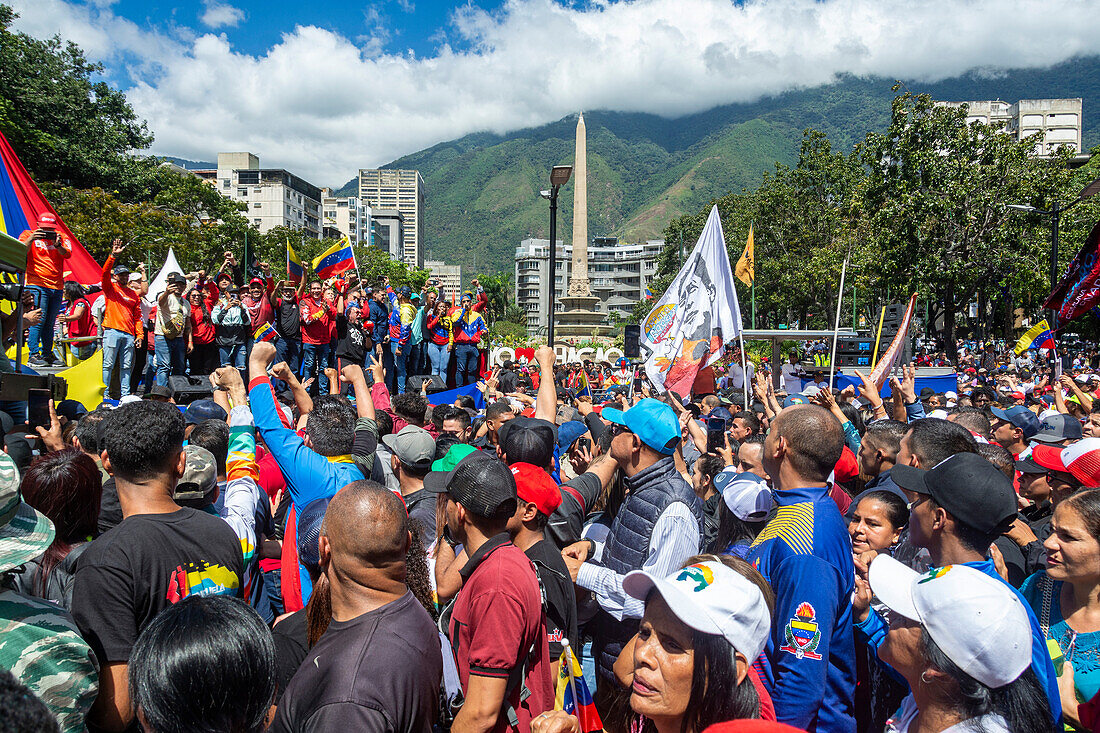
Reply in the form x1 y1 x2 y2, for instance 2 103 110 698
641 206 743 395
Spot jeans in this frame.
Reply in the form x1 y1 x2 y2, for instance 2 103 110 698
188 342 218 376
102 329 135 398
26 285 63 359
275 336 301 375
302 343 328 394
382 341 395 393
220 343 246 371
154 335 187 386
428 342 450 380
394 343 408 393
454 343 480 386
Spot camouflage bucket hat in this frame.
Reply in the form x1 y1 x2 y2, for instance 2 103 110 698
0 452 54 574
174 445 218 501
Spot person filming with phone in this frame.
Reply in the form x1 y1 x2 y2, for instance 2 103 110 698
20 213 72 368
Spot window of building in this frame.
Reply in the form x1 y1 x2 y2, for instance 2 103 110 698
253 202 261 208
253 187 261 195
222 179 230 188
253 218 261 225
238 188 248 197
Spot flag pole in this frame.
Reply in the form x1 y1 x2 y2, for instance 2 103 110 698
828 245 852 390
871 305 887 368
565 643 579 716
751 280 756 329
739 332 749 410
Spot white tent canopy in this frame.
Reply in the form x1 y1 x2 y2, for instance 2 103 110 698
144 247 185 304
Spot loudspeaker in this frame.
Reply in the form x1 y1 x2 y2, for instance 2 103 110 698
624 324 640 358
834 354 873 367
167 375 214 404
408 375 447 394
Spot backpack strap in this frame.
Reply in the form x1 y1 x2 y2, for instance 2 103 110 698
1039 572 1054 639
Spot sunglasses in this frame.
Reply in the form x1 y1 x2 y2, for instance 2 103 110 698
1045 471 1081 488
610 423 633 438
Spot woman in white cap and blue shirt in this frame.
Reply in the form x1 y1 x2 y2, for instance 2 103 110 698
869 555 1053 733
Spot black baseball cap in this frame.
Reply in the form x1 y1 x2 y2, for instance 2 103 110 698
423 450 517 517
498 416 556 465
892 453 1016 534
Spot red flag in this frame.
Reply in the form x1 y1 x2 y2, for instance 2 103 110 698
1044 219 1100 324
0 130 102 285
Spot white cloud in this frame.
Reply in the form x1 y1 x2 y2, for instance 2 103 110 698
10 0 1100 186
200 1 245 29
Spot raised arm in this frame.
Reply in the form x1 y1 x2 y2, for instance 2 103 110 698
534 345 557 422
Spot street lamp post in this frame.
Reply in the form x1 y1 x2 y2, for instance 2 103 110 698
1008 174 1100 331
540 165 573 347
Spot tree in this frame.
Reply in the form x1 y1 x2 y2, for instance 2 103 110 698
858 89 1063 358
473 271 512 325
0 5 159 200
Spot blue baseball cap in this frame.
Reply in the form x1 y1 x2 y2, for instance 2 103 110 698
601 398 680 455
557 420 588 454
989 405 1040 439
783 394 808 408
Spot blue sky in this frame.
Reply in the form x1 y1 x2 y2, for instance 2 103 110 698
105 0 508 59
11 0 1100 186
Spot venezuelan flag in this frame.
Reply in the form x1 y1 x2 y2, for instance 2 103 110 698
554 644 602 732
287 239 304 284
0 130 101 284
574 369 591 399
312 236 355 280
1014 319 1055 355
253 321 278 343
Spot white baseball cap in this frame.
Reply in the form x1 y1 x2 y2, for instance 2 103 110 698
623 559 771 663
802 385 821 398
714 469 773 521
869 556 1031 688
928 409 948 420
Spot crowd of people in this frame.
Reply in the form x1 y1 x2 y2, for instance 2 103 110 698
0 317 1098 733
3 219 1100 733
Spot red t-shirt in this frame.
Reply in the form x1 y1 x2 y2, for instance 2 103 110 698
22 230 72 290
299 295 333 345
449 534 554 733
66 297 95 338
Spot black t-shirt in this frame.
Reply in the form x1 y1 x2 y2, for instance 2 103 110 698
403 488 437 546
525 539 579 661
335 313 371 364
98 477 122 534
702 492 722 552
71 507 244 663
275 297 301 339
273 608 310 702
546 471 603 550
271 591 443 733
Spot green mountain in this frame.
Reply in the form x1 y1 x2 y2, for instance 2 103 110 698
336 56 1100 274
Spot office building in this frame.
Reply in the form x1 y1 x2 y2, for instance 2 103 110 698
369 209 404 263
515 236 662 336
196 152 322 237
425 260 463 303
320 189 371 246
936 98 1083 157
358 169 425 267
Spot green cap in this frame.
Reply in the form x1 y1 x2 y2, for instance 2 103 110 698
430 443 477 473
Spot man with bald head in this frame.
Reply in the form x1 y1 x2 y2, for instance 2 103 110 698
272 480 443 732
748 404 857 732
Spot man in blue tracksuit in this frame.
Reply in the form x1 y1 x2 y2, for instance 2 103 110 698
857 452 1062 725
748 405 856 732
246 341 364 606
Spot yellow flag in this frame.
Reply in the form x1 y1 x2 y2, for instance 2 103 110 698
735 225 754 286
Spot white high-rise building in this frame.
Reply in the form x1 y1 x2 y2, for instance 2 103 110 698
358 169 425 267
320 189 371 246
425 260 463 304
936 98 1083 157
196 153 323 237
515 236 662 336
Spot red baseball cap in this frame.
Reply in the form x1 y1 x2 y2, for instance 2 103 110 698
248 277 265 288
509 462 562 516
1031 438 1100 488
1011 391 1025 400
834 445 859 484
36 212 58 229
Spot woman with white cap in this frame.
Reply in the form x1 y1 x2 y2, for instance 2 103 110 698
708 469 773 556
533 555 774 733
869 555 1053 733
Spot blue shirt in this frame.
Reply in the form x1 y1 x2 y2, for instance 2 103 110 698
747 485 857 732
856 559 1062 725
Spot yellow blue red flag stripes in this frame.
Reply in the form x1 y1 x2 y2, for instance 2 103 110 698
287 239 304 284
312 236 355 280
574 369 591 399
554 644 601 732
253 322 278 343
1014 319 1055 355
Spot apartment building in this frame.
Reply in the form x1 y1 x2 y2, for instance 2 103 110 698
196 152 322 237
424 259 463 303
515 236 662 335
937 98 1083 157
358 169 425 267
320 189 371 246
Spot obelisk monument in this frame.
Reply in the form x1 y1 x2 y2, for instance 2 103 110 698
557 112 612 337
568 113 590 297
